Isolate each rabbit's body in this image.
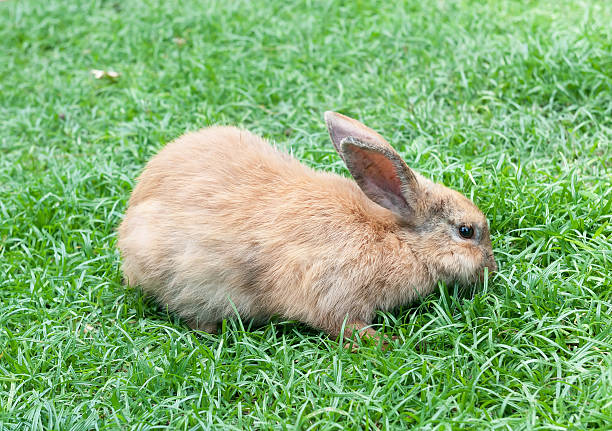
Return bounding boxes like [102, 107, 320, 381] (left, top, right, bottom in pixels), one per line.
[118, 113, 496, 337]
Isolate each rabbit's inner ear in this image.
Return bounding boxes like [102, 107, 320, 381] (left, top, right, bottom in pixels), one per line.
[341, 138, 418, 216]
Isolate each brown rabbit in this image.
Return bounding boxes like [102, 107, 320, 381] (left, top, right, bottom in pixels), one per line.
[117, 112, 497, 339]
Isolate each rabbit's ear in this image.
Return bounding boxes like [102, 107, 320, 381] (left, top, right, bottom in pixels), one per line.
[340, 136, 419, 216]
[325, 111, 390, 158]
[324, 111, 419, 216]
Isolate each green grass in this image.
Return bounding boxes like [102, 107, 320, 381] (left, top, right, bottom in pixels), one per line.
[1, 0, 611, 429]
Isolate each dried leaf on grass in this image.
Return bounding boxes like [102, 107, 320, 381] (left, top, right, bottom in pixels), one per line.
[90, 69, 120, 79]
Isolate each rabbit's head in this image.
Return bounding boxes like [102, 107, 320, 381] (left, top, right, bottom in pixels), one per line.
[325, 112, 497, 286]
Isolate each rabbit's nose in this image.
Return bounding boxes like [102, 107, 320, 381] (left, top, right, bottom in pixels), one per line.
[487, 258, 498, 274]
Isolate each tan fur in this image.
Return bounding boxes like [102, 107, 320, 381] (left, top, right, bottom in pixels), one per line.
[117, 113, 496, 337]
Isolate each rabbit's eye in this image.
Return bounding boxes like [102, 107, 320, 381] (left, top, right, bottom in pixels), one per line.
[458, 225, 474, 239]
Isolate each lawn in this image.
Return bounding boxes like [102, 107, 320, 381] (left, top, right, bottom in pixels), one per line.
[1, 0, 611, 429]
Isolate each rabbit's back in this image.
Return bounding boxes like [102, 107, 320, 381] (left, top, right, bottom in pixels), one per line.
[127, 126, 303, 206]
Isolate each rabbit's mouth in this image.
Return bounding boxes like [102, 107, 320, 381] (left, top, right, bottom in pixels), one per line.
[471, 250, 497, 283]
[475, 259, 497, 283]
[483, 253, 498, 275]
[453, 259, 496, 287]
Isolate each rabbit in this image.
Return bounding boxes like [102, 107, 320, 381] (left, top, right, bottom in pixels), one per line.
[117, 112, 497, 340]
